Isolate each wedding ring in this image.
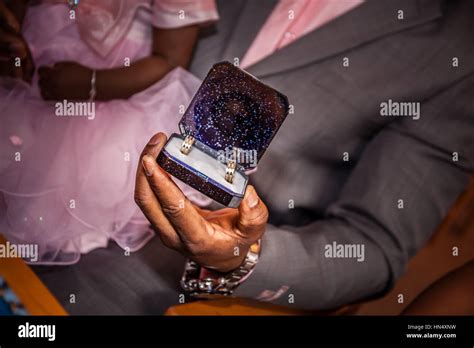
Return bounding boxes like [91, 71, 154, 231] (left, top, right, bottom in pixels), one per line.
[225, 159, 236, 183]
[68, 0, 79, 8]
[180, 135, 195, 155]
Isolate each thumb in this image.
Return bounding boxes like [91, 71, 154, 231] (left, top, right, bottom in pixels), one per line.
[1, 34, 27, 59]
[237, 185, 269, 240]
[0, 2, 21, 34]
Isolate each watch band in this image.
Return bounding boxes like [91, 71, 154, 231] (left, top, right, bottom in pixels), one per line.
[181, 240, 261, 297]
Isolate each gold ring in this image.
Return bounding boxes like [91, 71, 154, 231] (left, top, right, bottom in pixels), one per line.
[225, 160, 236, 183]
[180, 135, 195, 155]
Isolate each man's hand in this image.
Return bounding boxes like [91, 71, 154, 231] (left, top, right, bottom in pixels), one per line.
[0, 0, 34, 82]
[134, 133, 269, 272]
[38, 62, 92, 100]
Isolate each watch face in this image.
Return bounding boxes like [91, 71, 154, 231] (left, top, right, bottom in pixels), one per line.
[179, 61, 289, 170]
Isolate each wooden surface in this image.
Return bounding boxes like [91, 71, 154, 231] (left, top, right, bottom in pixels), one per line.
[165, 297, 308, 316]
[164, 297, 358, 316]
[0, 235, 67, 316]
[166, 177, 474, 316]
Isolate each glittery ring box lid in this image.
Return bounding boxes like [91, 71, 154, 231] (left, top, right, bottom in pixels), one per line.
[178, 61, 289, 171]
[158, 62, 289, 207]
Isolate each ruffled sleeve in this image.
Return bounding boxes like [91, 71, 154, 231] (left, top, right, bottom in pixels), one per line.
[151, 0, 219, 29]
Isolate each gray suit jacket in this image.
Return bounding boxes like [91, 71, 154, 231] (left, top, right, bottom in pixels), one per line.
[190, 0, 474, 309]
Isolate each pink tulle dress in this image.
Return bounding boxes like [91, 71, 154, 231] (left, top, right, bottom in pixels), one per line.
[0, 0, 218, 264]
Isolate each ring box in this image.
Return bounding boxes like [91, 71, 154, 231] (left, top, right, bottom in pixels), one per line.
[157, 62, 289, 208]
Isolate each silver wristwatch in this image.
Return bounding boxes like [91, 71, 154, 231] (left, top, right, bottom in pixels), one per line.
[180, 241, 261, 297]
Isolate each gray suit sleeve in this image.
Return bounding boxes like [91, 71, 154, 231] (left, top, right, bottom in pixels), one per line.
[235, 75, 474, 310]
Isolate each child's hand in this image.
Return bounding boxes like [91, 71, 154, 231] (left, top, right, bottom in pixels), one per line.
[38, 62, 92, 101]
[0, 1, 35, 82]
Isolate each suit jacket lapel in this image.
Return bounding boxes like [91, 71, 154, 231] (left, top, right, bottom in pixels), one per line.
[220, 0, 278, 64]
[246, 0, 445, 77]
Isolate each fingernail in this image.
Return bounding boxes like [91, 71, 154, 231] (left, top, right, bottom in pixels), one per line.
[142, 155, 155, 176]
[246, 187, 259, 208]
[148, 133, 161, 146]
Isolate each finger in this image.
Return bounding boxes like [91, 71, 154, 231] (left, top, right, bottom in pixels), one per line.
[54, 61, 75, 66]
[236, 185, 269, 242]
[14, 57, 35, 84]
[38, 66, 53, 79]
[23, 52, 35, 83]
[0, 2, 21, 34]
[135, 133, 182, 250]
[0, 30, 27, 59]
[38, 67, 54, 99]
[38, 66, 53, 93]
[23, 58, 34, 83]
[39, 84, 53, 100]
[38, 66, 53, 89]
[53, 61, 78, 70]
[141, 150, 207, 245]
[11, 61, 23, 80]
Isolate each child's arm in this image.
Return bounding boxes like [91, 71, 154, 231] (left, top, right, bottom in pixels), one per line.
[38, 25, 200, 101]
[97, 25, 199, 100]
